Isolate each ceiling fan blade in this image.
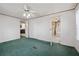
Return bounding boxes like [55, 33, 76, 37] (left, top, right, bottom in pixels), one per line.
[29, 10, 36, 13]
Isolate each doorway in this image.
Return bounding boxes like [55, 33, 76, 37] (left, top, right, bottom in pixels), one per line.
[20, 22, 26, 37]
[20, 20, 29, 38]
[51, 16, 61, 43]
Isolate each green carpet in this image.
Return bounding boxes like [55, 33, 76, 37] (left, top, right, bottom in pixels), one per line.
[0, 37, 79, 56]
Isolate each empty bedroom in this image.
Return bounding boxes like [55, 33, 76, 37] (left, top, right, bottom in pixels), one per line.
[0, 3, 79, 56]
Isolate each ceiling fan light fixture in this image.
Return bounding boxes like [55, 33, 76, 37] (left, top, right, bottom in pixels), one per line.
[23, 13, 27, 17]
[23, 5, 38, 19]
[27, 13, 31, 18]
[23, 12, 31, 18]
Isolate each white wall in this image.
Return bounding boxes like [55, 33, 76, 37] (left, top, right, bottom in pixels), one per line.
[75, 4, 79, 52]
[29, 10, 76, 47]
[29, 15, 52, 42]
[0, 14, 20, 43]
[25, 20, 29, 37]
[60, 10, 76, 46]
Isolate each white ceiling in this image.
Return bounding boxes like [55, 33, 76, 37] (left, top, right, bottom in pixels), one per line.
[0, 3, 77, 20]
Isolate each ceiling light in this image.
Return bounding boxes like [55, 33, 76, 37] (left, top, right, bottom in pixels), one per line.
[23, 5, 38, 19]
[27, 13, 31, 18]
[23, 13, 27, 17]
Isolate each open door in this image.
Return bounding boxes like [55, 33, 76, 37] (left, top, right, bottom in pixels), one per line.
[20, 22, 26, 37]
[20, 21, 28, 38]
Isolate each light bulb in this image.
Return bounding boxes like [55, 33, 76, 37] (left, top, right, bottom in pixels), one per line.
[23, 13, 26, 16]
[27, 14, 31, 18]
[23, 12, 31, 18]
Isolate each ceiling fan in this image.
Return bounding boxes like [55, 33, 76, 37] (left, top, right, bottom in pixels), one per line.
[23, 4, 38, 19]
